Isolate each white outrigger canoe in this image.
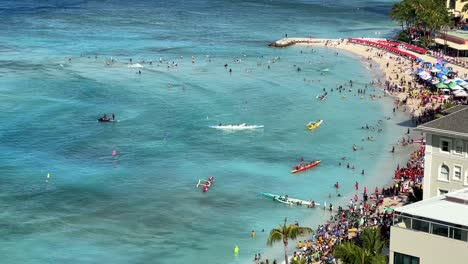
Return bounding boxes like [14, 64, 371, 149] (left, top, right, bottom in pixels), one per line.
[261, 192, 320, 207]
[209, 123, 264, 130]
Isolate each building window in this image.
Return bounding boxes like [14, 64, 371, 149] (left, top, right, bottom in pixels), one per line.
[454, 140, 463, 155]
[431, 223, 449, 237]
[450, 227, 468, 242]
[465, 171, 468, 186]
[453, 165, 462, 181]
[439, 165, 450, 181]
[412, 218, 430, 232]
[438, 189, 449, 196]
[449, 0, 456, 9]
[440, 139, 451, 153]
[394, 252, 420, 264]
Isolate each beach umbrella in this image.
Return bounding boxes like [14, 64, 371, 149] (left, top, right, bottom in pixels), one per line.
[435, 83, 449, 89]
[430, 68, 440, 73]
[447, 66, 453, 71]
[448, 82, 462, 90]
[453, 90, 468, 97]
[421, 74, 432, 81]
[417, 68, 424, 73]
[454, 78, 467, 85]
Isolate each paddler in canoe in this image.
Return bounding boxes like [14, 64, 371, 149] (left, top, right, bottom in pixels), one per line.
[293, 157, 305, 170]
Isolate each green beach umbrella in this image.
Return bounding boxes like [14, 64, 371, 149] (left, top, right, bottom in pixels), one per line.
[435, 83, 448, 89]
[448, 82, 460, 89]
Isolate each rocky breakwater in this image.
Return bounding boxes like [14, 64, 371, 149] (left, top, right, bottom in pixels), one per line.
[268, 38, 329, 47]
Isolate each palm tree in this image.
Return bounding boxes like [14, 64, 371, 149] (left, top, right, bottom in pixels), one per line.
[334, 227, 387, 264]
[267, 218, 313, 264]
[390, 0, 453, 46]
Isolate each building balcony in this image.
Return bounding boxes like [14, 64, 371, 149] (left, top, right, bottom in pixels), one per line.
[393, 213, 468, 242]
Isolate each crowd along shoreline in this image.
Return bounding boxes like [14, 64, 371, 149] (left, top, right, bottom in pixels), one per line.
[258, 37, 439, 264]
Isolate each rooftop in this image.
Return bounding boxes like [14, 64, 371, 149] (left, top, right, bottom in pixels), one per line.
[442, 105, 467, 114]
[395, 188, 468, 227]
[435, 38, 468, 50]
[414, 106, 468, 138]
[447, 30, 468, 40]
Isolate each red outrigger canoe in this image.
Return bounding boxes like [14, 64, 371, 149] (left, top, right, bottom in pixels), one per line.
[291, 160, 321, 173]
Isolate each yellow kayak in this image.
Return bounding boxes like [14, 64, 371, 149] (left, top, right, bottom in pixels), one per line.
[306, 120, 323, 130]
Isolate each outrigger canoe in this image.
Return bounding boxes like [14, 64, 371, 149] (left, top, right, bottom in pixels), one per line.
[261, 192, 320, 207]
[306, 120, 323, 130]
[291, 160, 321, 173]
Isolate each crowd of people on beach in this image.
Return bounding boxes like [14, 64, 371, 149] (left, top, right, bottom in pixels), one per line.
[256, 37, 466, 264]
[258, 143, 425, 264]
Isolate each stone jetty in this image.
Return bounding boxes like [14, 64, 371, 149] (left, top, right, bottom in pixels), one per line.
[268, 38, 339, 47]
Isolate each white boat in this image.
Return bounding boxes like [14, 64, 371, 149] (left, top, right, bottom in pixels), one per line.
[209, 123, 264, 130]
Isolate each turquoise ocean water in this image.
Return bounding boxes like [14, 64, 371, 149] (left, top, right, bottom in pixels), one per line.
[0, 0, 412, 263]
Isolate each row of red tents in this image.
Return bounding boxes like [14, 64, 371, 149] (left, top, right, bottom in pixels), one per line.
[348, 38, 419, 60]
[403, 44, 427, 54]
[377, 40, 427, 54]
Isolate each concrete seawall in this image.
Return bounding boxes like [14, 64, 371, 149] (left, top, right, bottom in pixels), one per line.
[269, 38, 340, 47]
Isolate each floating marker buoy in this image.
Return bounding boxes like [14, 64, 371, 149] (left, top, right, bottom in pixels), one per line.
[112, 150, 117, 156]
[47, 173, 50, 179]
[234, 245, 239, 255]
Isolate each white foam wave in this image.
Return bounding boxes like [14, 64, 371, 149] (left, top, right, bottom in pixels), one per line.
[128, 63, 144, 68]
[209, 124, 264, 130]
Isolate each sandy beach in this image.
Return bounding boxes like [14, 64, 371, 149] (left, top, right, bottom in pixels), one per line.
[277, 37, 468, 117]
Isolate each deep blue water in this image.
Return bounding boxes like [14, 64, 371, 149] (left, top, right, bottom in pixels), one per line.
[0, 0, 411, 263]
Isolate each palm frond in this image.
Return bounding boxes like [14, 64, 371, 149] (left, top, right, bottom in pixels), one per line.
[361, 227, 385, 255]
[267, 229, 283, 246]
